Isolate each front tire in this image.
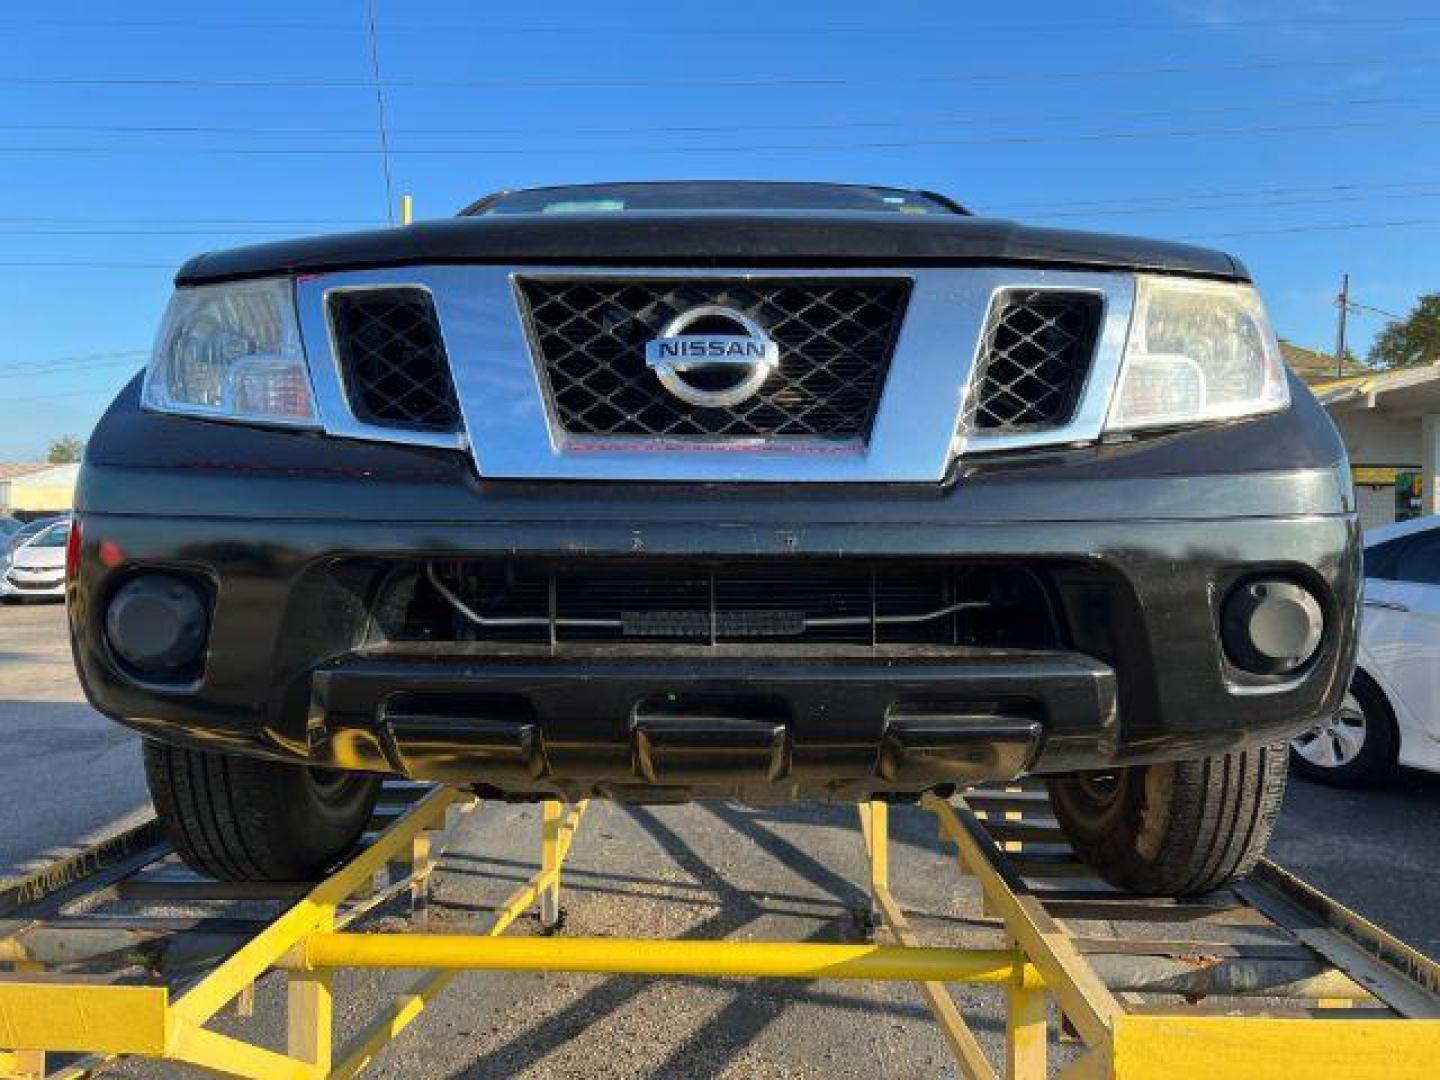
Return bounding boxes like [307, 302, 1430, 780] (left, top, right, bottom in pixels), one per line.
[1289, 671, 1397, 787]
[1048, 742, 1287, 895]
[142, 740, 381, 881]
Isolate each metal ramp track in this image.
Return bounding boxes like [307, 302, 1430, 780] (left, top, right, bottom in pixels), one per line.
[0, 780, 471, 1079]
[962, 782, 1440, 1015]
[0, 779, 1434, 1078]
[932, 783, 1440, 1076]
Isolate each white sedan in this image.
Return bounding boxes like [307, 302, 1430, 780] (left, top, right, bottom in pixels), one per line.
[1291, 515, 1440, 784]
[0, 519, 70, 603]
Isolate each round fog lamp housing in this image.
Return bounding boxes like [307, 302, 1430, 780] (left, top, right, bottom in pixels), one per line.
[1221, 578, 1324, 675]
[105, 573, 209, 680]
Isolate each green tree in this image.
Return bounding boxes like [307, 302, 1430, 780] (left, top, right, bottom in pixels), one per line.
[46, 435, 85, 464]
[1368, 293, 1440, 369]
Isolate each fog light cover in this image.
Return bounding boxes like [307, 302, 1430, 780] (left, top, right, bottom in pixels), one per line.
[1221, 578, 1324, 675]
[105, 573, 209, 680]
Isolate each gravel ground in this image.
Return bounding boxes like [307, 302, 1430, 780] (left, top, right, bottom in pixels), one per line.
[3, 601, 1437, 1076]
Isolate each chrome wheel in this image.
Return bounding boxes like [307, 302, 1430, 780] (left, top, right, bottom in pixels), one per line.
[1291, 692, 1367, 769]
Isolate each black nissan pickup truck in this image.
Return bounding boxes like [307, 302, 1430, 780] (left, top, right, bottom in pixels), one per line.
[69, 181, 1359, 894]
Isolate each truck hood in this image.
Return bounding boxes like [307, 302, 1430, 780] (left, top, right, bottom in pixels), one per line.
[175, 211, 1245, 286]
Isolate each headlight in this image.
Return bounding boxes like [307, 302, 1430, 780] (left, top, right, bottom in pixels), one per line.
[142, 278, 318, 426]
[1105, 276, 1289, 432]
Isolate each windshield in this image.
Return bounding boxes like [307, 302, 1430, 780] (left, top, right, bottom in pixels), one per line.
[28, 523, 70, 549]
[6, 520, 53, 550]
[470, 182, 962, 217]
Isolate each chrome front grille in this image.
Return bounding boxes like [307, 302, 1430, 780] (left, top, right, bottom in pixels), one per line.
[967, 290, 1103, 434]
[328, 288, 461, 433]
[516, 278, 910, 440]
[295, 266, 1134, 481]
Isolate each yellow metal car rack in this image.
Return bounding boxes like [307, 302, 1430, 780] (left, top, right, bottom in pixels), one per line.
[0, 779, 1437, 1079]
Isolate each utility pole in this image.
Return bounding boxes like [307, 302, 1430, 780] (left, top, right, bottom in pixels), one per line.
[1334, 273, 1350, 377]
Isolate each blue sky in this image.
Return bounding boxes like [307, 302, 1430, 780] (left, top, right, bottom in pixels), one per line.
[1, 0, 1437, 458]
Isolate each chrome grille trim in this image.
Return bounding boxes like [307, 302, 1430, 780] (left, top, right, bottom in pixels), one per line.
[966, 289, 1105, 434]
[294, 266, 1136, 481]
[326, 286, 461, 433]
[516, 277, 909, 441]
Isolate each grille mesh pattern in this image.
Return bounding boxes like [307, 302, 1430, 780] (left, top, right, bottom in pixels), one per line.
[969, 291, 1102, 433]
[431, 560, 956, 645]
[329, 288, 461, 433]
[397, 558, 1066, 652]
[517, 278, 910, 439]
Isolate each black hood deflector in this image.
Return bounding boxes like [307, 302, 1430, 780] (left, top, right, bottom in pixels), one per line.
[175, 212, 1245, 285]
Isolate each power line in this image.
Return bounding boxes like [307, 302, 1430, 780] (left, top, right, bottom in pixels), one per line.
[0, 54, 1429, 92]
[1345, 300, 1409, 322]
[3, 384, 135, 406]
[1023, 187, 1440, 220]
[0, 348, 148, 372]
[1185, 217, 1440, 239]
[0, 215, 372, 225]
[14, 186, 1440, 236]
[3, 15, 1439, 34]
[0, 261, 174, 269]
[1, 92, 1434, 138]
[4, 115, 1439, 157]
[0, 357, 146, 380]
[6, 178, 1440, 228]
[364, 0, 395, 225]
[0, 227, 331, 236]
[989, 178, 1440, 213]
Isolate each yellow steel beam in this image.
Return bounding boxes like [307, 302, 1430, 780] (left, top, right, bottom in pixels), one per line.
[303, 932, 1027, 983]
[1110, 1015, 1440, 1079]
[539, 800, 564, 928]
[0, 788, 468, 1077]
[926, 794, 1122, 1049]
[0, 1049, 43, 1080]
[859, 801, 1000, 1079]
[0, 981, 168, 1055]
[870, 880, 998, 1080]
[330, 968, 455, 1080]
[286, 911, 333, 1074]
[166, 1022, 318, 1080]
[329, 800, 587, 1080]
[859, 800, 889, 895]
[1006, 959, 1048, 1079]
[0, 965, 45, 1080]
[171, 787, 466, 1027]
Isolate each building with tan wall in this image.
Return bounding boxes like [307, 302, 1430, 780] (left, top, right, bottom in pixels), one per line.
[4, 463, 78, 515]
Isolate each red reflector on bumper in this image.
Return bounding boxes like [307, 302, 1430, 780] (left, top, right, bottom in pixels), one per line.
[64, 518, 83, 580]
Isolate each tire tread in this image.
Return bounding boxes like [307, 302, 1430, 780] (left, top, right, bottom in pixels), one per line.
[1049, 742, 1288, 895]
[142, 741, 379, 882]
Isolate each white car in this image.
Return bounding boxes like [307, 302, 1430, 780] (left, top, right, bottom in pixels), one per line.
[1291, 515, 1440, 783]
[0, 520, 70, 603]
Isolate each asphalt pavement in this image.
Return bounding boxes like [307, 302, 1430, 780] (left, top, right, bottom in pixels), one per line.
[0, 601, 149, 876]
[2, 601, 1437, 1076]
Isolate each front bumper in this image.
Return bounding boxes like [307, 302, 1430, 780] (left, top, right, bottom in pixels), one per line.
[69, 380, 1361, 800]
[311, 647, 1115, 801]
[1, 566, 65, 598]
